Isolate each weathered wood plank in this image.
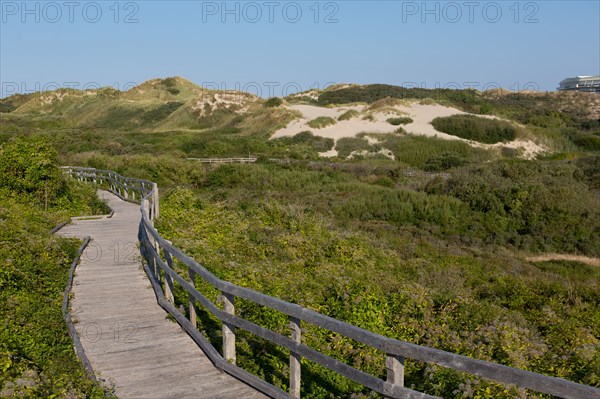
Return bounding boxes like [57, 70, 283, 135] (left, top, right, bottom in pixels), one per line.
[222, 292, 236, 365]
[289, 317, 301, 399]
[58, 190, 268, 399]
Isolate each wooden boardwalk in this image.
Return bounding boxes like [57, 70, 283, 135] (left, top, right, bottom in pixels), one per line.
[59, 190, 268, 399]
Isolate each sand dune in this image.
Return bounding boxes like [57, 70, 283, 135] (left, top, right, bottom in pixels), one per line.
[272, 103, 545, 158]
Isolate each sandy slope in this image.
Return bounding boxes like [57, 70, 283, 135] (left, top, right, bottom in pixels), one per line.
[526, 254, 600, 267]
[272, 103, 545, 158]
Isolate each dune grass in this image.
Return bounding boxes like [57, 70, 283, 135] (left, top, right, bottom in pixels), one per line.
[337, 109, 360, 121]
[307, 116, 337, 129]
[432, 115, 517, 144]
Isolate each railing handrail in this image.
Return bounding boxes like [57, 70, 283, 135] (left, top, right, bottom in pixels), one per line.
[62, 166, 600, 399]
[187, 157, 258, 163]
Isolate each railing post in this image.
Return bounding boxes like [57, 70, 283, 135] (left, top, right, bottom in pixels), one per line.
[188, 267, 197, 328]
[290, 316, 301, 399]
[162, 249, 175, 304]
[152, 183, 159, 220]
[385, 354, 405, 392]
[146, 218, 160, 282]
[222, 292, 236, 364]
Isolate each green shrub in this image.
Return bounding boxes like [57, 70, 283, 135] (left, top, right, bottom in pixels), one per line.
[0, 102, 16, 113]
[0, 137, 65, 205]
[338, 109, 360, 121]
[141, 102, 184, 125]
[335, 137, 371, 158]
[307, 116, 336, 129]
[387, 117, 413, 126]
[276, 131, 334, 152]
[431, 115, 517, 144]
[381, 134, 490, 167]
[501, 147, 519, 158]
[571, 133, 600, 151]
[423, 151, 468, 171]
[264, 97, 283, 108]
[362, 114, 375, 122]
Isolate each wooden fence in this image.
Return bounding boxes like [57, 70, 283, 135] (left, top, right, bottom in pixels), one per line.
[187, 157, 258, 164]
[62, 166, 600, 399]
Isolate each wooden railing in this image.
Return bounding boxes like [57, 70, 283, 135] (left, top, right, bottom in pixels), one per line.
[62, 166, 159, 220]
[187, 157, 257, 164]
[63, 166, 600, 399]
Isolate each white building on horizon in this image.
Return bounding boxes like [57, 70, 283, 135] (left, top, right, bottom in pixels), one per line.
[558, 75, 600, 93]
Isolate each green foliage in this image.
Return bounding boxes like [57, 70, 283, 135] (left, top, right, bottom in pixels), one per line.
[94, 106, 142, 130]
[0, 190, 109, 398]
[0, 137, 65, 206]
[335, 137, 371, 158]
[307, 116, 336, 129]
[337, 109, 360, 121]
[362, 113, 375, 122]
[160, 77, 181, 95]
[562, 128, 600, 151]
[141, 102, 184, 125]
[387, 117, 413, 126]
[439, 160, 600, 255]
[264, 97, 283, 107]
[332, 184, 463, 227]
[431, 115, 517, 144]
[271, 131, 334, 159]
[576, 155, 600, 189]
[0, 137, 110, 397]
[381, 134, 491, 167]
[423, 151, 468, 171]
[0, 102, 16, 113]
[318, 84, 493, 114]
[155, 161, 600, 398]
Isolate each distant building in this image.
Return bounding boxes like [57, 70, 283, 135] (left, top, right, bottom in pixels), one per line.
[558, 75, 600, 93]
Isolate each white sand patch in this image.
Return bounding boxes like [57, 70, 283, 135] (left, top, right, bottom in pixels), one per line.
[272, 102, 547, 159]
[318, 148, 339, 157]
[402, 103, 466, 140]
[192, 91, 254, 115]
[486, 140, 545, 159]
[364, 135, 382, 145]
[271, 104, 398, 141]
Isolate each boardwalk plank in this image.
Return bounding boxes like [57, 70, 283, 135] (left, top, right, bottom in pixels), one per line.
[59, 190, 268, 399]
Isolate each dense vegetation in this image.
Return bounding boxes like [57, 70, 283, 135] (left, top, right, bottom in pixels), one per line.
[153, 160, 600, 398]
[316, 84, 494, 114]
[1, 80, 600, 398]
[0, 138, 110, 398]
[431, 115, 517, 144]
[271, 131, 334, 155]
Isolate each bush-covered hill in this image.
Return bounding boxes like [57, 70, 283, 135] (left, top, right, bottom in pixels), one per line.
[0, 77, 297, 134]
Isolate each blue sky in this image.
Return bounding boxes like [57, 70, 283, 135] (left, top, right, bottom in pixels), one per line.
[1, 0, 599, 97]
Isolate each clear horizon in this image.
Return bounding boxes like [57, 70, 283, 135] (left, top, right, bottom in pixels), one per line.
[1, 0, 599, 98]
